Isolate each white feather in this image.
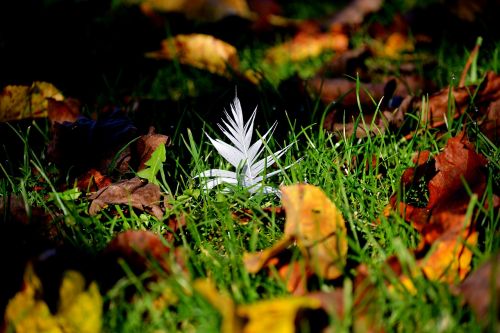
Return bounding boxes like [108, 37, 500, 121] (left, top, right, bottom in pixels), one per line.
[195, 94, 294, 195]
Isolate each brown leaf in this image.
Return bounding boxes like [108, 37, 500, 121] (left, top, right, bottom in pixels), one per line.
[459, 253, 500, 323]
[136, 126, 171, 171]
[146, 34, 239, 77]
[389, 133, 488, 282]
[47, 97, 80, 125]
[76, 169, 113, 193]
[480, 98, 500, 143]
[105, 230, 172, 272]
[328, 0, 383, 26]
[88, 177, 163, 220]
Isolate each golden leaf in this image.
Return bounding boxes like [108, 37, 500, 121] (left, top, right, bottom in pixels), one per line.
[146, 34, 239, 77]
[131, 0, 253, 21]
[244, 184, 348, 286]
[0, 82, 64, 122]
[419, 231, 477, 283]
[264, 32, 348, 64]
[281, 184, 348, 280]
[194, 279, 322, 333]
[5, 265, 102, 333]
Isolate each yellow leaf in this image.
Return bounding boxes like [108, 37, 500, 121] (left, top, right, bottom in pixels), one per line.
[57, 271, 103, 333]
[146, 34, 239, 77]
[0, 82, 63, 122]
[281, 184, 348, 280]
[237, 297, 321, 333]
[5, 264, 62, 333]
[244, 184, 348, 292]
[194, 279, 322, 333]
[5, 266, 102, 333]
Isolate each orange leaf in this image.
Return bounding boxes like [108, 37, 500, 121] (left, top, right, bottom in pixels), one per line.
[244, 184, 348, 290]
[146, 34, 239, 77]
[264, 32, 348, 65]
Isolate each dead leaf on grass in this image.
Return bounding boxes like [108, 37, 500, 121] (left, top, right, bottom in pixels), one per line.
[459, 253, 500, 323]
[194, 279, 326, 333]
[244, 184, 347, 293]
[0, 82, 64, 122]
[388, 133, 488, 283]
[5, 264, 102, 333]
[132, 0, 253, 21]
[146, 34, 239, 77]
[328, 0, 383, 26]
[88, 177, 163, 220]
[264, 31, 348, 65]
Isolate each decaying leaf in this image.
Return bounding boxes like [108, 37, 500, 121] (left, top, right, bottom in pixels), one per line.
[194, 279, 326, 333]
[88, 177, 163, 220]
[244, 184, 347, 291]
[146, 34, 239, 77]
[264, 32, 348, 65]
[389, 133, 488, 283]
[328, 0, 383, 26]
[459, 253, 500, 324]
[124, 0, 253, 21]
[136, 126, 171, 171]
[105, 230, 172, 273]
[5, 264, 102, 333]
[0, 82, 64, 122]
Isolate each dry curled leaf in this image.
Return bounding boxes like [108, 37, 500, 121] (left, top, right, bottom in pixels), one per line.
[88, 177, 163, 220]
[244, 184, 347, 292]
[146, 34, 239, 77]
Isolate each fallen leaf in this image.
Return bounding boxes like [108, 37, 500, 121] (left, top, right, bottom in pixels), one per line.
[328, 0, 383, 26]
[0, 82, 64, 122]
[459, 253, 500, 324]
[76, 169, 113, 192]
[244, 184, 347, 292]
[104, 230, 172, 273]
[146, 34, 239, 77]
[5, 264, 102, 333]
[281, 184, 348, 280]
[136, 126, 171, 171]
[194, 279, 326, 333]
[47, 98, 80, 125]
[88, 177, 163, 220]
[389, 133, 488, 283]
[264, 32, 348, 65]
[133, 0, 253, 21]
